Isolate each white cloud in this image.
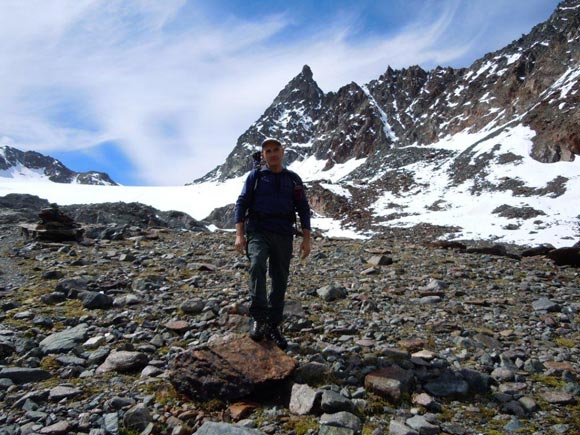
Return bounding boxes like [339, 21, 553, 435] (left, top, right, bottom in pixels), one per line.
[0, 0, 558, 185]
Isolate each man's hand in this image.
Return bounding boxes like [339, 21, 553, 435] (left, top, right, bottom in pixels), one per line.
[235, 234, 246, 255]
[234, 223, 247, 255]
[299, 237, 311, 259]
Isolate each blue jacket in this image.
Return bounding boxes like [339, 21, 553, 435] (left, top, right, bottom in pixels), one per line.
[235, 168, 311, 236]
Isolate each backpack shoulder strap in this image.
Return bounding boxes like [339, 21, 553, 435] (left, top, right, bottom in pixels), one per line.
[284, 169, 302, 187]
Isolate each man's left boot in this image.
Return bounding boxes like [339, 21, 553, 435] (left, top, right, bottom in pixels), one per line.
[267, 323, 288, 350]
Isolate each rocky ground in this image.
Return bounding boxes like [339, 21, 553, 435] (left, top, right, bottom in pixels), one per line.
[0, 219, 579, 435]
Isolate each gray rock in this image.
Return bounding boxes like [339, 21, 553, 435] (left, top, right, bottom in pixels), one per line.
[319, 412, 362, 432]
[123, 403, 152, 432]
[48, 385, 82, 401]
[37, 420, 72, 434]
[503, 417, 523, 432]
[389, 420, 419, 435]
[180, 299, 205, 314]
[103, 412, 119, 435]
[424, 371, 469, 398]
[289, 383, 320, 415]
[418, 296, 441, 304]
[317, 285, 348, 302]
[54, 278, 89, 298]
[518, 396, 538, 413]
[0, 367, 52, 384]
[39, 323, 89, 354]
[532, 297, 560, 312]
[406, 415, 439, 435]
[79, 291, 114, 309]
[95, 350, 149, 374]
[367, 255, 393, 266]
[320, 389, 355, 413]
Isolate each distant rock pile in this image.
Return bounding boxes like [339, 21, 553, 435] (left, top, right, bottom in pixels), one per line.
[20, 204, 83, 242]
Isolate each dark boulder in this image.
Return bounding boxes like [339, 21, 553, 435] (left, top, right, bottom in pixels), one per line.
[169, 334, 297, 401]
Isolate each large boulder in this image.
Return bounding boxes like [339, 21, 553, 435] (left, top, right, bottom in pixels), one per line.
[169, 334, 297, 401]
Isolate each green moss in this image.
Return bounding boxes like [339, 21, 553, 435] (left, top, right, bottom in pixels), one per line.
[532, 374, 566, 389]
[40, 355, 61, 371]
[555, 337, 577, 348]
[283, 416, 318, 435]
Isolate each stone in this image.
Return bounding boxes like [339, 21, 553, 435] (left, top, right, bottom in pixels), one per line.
[389, 419, 419, 435]
[169, 334, 297, 401]
[547, 247, 580, 267]
[164, 320, 190, 333]
[79, 291, 114, 309]
[367, 255, 393, 266]
[473, 333, 502, 350]
[38, 421, 72, 434]
[424, 371, 469, 398]
[541, 391, 576, 405]
[180, 299, 205, 314]
[0, 367, 52, 384]
[319, 411, 362, 432]
[405, 415, 439, 435]
[95, 350, 149, 374]
[317, 285, 348, 302]
[123, 403, 152, 432]
[229, 402, 258, 420]
[48, 385, 82, 401]
[364, 365, 413, 403]
[412, 393, 441, 412]
[39, 323, 89, 354]
[289, 383, 320, 415]
[320, 389, 355, 413]
[532, 297, 560, 312]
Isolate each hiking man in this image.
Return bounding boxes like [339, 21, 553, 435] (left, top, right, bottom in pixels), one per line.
[234, 137, 311, 349]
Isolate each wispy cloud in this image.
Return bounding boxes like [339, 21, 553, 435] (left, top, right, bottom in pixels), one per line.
[0, 0, 558, 185]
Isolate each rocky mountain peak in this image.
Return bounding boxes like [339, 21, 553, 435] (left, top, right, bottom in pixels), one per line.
[195, 1, 578, 246]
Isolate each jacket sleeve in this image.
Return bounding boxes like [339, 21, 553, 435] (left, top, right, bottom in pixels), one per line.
[234, 171, 255, 224]
[294, 174, 311, 231]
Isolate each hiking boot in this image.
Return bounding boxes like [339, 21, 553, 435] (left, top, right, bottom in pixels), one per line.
[267, 324, 288, 350]
[249, 320, 267, 341]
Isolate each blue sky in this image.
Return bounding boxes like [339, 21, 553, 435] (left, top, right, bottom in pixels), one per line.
[0, 0, 560, 185]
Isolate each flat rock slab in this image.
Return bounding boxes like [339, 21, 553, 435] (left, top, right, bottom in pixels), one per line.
[169, 334, 297, 401]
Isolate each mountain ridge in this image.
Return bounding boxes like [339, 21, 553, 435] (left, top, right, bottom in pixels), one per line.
[192, 0, 579, 244]
[198, 0, 578, 184]
[0, 145, 119, 186]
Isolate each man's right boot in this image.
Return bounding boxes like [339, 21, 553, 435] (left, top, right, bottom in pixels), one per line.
[249, 319, 267, 341]
[267, 324, 288, 350]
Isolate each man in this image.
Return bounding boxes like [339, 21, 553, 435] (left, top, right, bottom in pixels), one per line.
[234, 138, 311, 349]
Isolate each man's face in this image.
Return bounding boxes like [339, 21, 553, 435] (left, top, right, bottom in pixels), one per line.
[262, 142, 284, 168]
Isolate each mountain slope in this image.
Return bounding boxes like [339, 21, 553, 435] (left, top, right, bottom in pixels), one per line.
[193, 0, 580, 246]
[0, 146, 118, 186]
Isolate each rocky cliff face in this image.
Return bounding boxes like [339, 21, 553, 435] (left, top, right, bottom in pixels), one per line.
[0, 146, 118, 186]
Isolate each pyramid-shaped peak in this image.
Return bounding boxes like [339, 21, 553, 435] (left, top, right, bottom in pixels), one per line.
[300, 64, 313, 79]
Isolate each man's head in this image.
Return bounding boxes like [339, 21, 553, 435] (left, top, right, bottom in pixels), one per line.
[261, 138, 284, 172]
